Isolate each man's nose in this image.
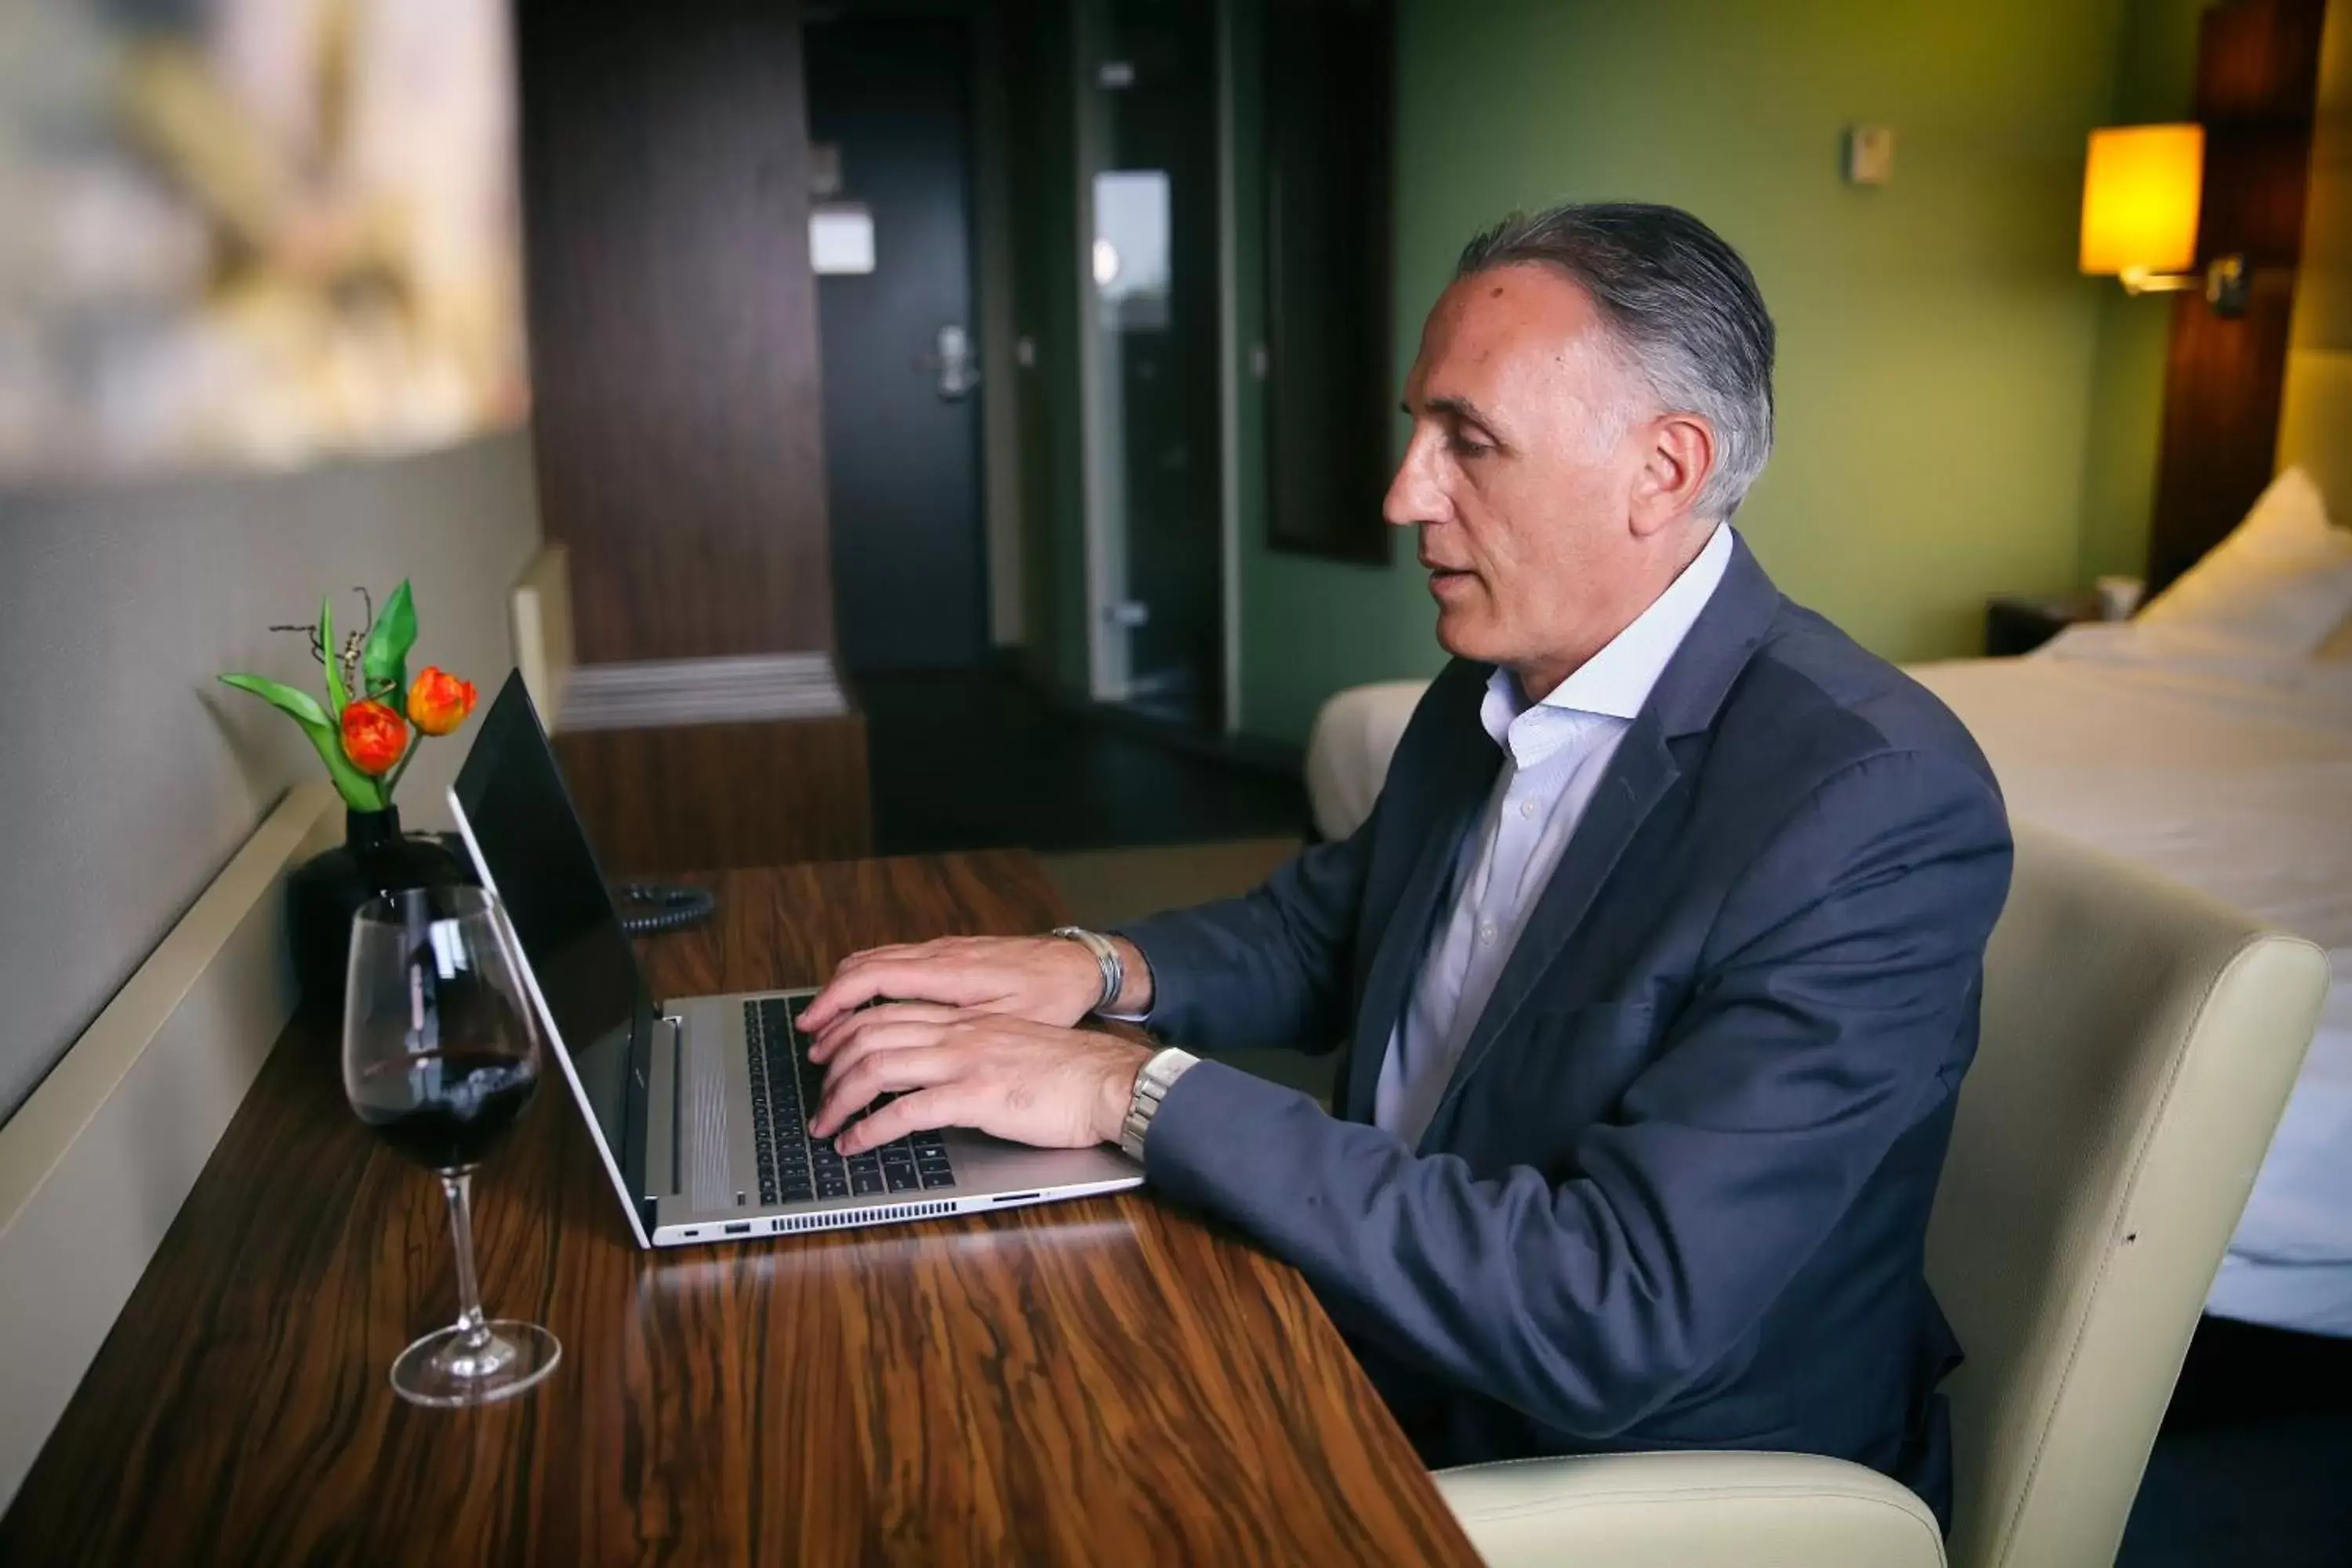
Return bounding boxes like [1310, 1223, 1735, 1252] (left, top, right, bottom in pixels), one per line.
[1384, 435, 1444, 528]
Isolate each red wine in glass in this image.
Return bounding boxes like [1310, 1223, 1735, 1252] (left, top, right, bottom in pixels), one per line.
[345, 885, 560, 1407]
[353, 1050, 539, 1171]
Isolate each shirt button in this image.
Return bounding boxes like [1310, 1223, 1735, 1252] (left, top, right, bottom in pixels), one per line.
[1479, 922, 1499, 946]
[1519, 797, 1540, 821]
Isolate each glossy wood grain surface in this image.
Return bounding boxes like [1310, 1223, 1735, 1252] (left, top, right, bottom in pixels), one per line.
[0, 853, 1475, 1566]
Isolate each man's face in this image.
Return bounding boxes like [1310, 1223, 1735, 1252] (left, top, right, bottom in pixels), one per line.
[1387, 264, 1663, 691]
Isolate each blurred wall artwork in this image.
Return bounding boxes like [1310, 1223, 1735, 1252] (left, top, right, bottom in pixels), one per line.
[0, 0, 526, 484]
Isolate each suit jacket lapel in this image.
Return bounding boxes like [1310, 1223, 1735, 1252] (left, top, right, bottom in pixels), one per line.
[1341, 682, 1499, 1125]
[1413, 719, 1679, 1149]
[1410, 534, 1786, 1149]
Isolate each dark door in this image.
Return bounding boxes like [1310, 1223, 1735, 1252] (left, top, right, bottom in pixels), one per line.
[808, 19, 986, 674]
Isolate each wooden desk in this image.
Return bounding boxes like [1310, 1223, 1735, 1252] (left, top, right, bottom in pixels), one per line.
[0, 851, 1476, 1565]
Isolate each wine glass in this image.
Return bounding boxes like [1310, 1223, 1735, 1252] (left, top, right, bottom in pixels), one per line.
[344, 884, 561, 1406]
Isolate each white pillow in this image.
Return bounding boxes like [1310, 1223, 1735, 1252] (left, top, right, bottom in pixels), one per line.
[2138, 466, 2352, 653]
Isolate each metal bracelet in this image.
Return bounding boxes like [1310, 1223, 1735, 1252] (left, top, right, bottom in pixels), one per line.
[1120, 1047, 1200, 1162]
[1050, 926, 1123, 1014]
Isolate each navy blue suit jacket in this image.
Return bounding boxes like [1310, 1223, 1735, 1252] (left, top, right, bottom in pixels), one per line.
[1118, 539, 2010, 1525]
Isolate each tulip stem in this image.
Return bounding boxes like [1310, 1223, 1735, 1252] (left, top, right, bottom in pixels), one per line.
[381, 734, 421, 800]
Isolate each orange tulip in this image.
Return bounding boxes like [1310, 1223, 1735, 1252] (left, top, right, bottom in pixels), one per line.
[407, 666, 478, 737]
[341, 699, 408, 776]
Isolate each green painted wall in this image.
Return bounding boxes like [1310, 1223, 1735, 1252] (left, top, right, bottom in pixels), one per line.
[1235, 0, 2165, 744]
[2078, 0, 2210, 583]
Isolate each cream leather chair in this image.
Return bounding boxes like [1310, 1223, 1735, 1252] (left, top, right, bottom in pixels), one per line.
[1435, 821, 2331, 1568]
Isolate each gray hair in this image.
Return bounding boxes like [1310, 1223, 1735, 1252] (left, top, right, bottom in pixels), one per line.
[1455, 201, 1776, 521]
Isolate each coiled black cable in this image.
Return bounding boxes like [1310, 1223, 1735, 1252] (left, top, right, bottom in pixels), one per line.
[612, 882, 717, 936]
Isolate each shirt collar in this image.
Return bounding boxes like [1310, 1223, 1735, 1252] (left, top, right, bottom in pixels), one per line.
[1479, 524, 1734, 764]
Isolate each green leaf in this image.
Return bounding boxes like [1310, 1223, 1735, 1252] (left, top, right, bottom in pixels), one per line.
[319, 593, 347, 714]
[361, 579, 416, 702]
[219, 673, 383, 811]
[222, 671, 328, 728]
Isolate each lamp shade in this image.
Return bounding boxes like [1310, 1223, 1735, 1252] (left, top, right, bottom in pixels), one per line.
[2080, 124, 2204, 276]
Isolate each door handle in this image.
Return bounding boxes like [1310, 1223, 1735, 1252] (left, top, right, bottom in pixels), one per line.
[919, 324, 980, 400]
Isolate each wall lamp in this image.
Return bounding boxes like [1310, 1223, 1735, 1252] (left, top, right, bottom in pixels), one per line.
[2079, 123, 2248, 316]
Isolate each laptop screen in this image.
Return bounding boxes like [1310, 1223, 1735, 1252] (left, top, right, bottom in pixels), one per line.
[450, 673, 649, 1185]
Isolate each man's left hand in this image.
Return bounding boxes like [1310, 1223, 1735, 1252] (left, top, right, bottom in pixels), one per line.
[805, 1004, 1152, 1157]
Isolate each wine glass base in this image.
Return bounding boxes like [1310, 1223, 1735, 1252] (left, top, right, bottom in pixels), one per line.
[390, 1320, 561, 1408]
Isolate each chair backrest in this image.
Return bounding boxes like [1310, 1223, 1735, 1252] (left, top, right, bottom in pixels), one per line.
[1926, 822, 2329, 1568]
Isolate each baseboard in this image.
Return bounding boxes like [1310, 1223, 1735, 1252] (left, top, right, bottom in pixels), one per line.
[560, 652, 849, 731]
[0, 782, 340, 1512]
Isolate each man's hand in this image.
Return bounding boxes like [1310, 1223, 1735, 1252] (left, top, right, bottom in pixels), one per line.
[797, 934, 1152, 1041]
[805, 1004, 1152, 1157]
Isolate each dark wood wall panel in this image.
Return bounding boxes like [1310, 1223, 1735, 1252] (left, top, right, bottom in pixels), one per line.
[2146, 0, 2327, 594]
[553, 715, 872, 874]
[2196, 0, 2329, 118]
[2151, 272, 2303, 592]
[516, 0, 835, 663]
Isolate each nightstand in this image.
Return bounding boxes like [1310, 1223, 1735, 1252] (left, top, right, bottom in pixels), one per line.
[1984, 592, 2105, 657]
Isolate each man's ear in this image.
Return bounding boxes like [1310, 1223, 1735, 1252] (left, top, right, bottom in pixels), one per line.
[1629, 413, 1715, 538]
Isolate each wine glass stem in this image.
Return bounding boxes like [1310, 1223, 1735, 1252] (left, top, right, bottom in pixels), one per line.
[441, 1170, 492, 1348]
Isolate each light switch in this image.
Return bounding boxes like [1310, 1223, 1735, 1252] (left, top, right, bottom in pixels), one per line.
[1844, 124, 1895, 187]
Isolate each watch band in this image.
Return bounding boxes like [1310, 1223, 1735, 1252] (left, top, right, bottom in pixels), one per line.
[1120, 1047, 1200, 1162]
[1050, 925, 1124, 1014]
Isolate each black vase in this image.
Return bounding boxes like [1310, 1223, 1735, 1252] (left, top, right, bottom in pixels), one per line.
[287, 807, 473, 1008]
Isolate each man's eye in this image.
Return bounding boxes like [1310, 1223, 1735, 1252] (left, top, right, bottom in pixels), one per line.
[1449, 434, 1493, 459]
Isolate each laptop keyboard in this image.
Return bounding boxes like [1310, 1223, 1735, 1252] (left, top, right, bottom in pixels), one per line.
[746, 997, 956, 1206]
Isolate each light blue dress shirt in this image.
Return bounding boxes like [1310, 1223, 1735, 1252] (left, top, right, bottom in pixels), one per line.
[1373, 524, 1735, 1145]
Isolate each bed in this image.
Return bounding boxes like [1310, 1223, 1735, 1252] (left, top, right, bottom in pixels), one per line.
[1911, 625, 2352, 1336]
[1300, 495, 2352, 1339]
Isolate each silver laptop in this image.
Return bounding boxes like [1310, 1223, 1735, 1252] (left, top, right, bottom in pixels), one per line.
[448, 673, 1141, 1250]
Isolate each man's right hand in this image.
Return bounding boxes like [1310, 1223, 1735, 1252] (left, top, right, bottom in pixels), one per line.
[796, 934, 1153, 1041]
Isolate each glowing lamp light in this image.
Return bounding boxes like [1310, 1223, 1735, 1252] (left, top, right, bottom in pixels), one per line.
[2079, 124, 2212, 296]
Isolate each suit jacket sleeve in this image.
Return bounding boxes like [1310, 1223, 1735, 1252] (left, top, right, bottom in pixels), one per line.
[1138, 748, 2012, 1439]
[1109, 802, 1377, 1054]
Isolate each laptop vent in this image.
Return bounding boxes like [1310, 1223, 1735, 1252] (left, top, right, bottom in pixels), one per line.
[688, 1033, 731, 1212]
[773, 1200, 956, 1236]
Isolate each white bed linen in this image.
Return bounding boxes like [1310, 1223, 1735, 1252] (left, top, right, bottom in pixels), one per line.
[1913, 624, 2352, 1337]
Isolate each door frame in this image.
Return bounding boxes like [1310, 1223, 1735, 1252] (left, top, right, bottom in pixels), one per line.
[1073, 0, 1241, 730]
[973, 3, 1027, 650]
[1213, 0, 1243, 736]
[1073, 0, 1128, 704]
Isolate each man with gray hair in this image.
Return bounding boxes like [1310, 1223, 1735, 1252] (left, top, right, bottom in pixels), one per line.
[800, 201, 2010, 1530]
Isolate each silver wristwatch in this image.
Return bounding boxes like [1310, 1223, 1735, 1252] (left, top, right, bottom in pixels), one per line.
[1119, 1047, 1200, 1162]
[1050, 925, 1125, 1013]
